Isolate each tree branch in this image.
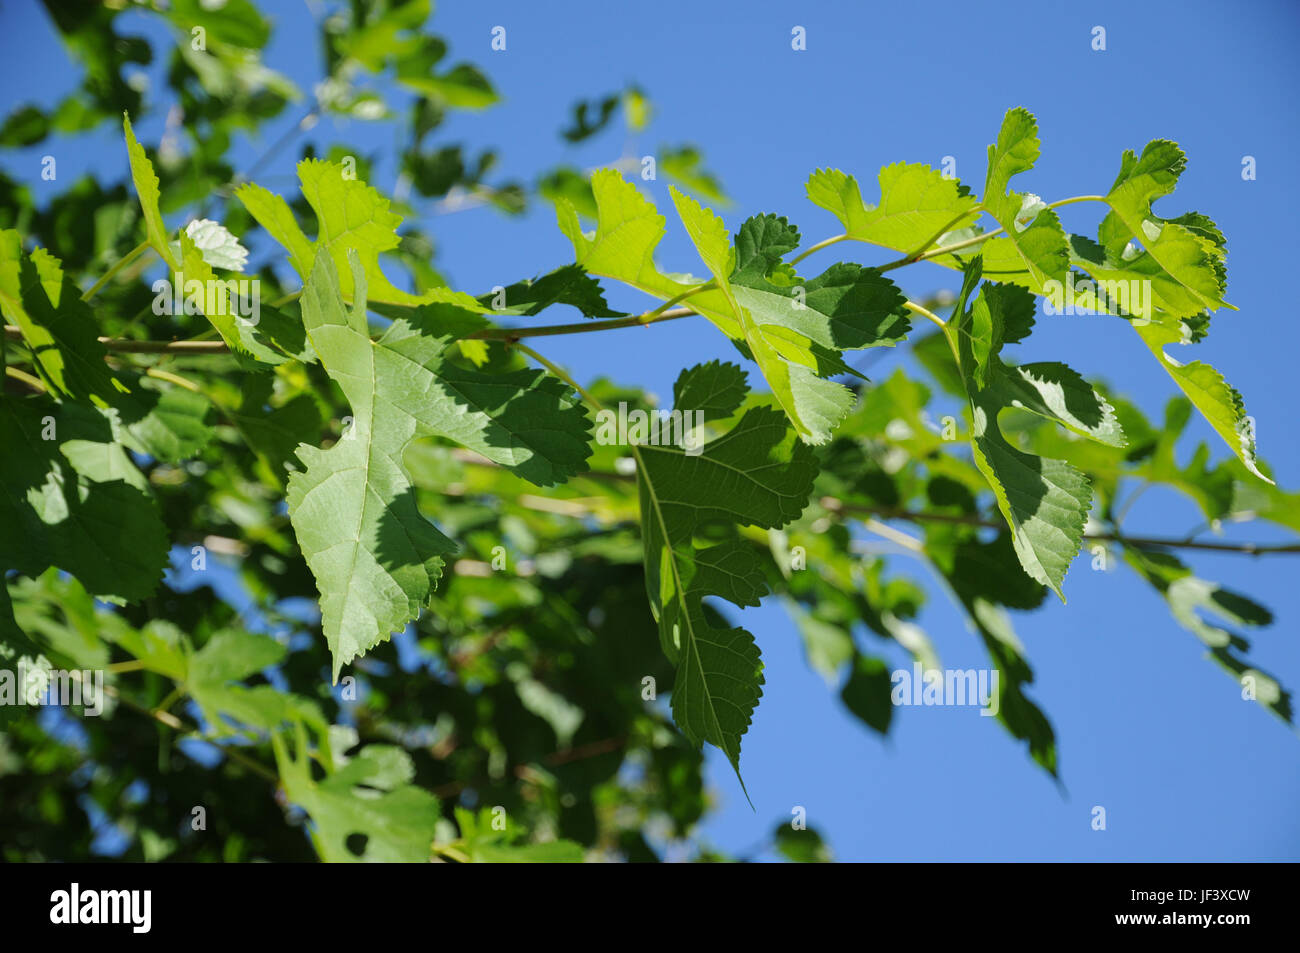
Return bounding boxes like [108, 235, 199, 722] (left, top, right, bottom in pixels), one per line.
[4, 304, 698, 355]
[821, 498, 1300, 555]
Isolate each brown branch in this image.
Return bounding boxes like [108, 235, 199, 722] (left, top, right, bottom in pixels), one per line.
[4, 305, 696, 356]
[821, 498, 1300, 555]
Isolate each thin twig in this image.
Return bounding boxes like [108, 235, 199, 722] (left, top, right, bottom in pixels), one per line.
[822, 499, 1300, 555]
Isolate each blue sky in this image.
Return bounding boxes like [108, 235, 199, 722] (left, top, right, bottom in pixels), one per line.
[2, 0, 1298, 860]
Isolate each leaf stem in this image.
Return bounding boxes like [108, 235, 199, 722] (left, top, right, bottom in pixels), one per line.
[640, 280, 715, 322]
[823, 499, 1300, 555]
[789, 233, 849, 266]
[904, 300, 947, 329]
[145, 367, 203, 392]
[82, 241, 152, 302]
[876, 204, 985, 272]
[512, 342, 606, 411]
[4, 366, 46, 392]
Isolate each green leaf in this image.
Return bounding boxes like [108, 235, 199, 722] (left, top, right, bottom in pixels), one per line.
[116, 372, 215, 463]
[236, 159, 487, 310]
[476, 264, 623, 318]
[1133, 320, 1270, 483]
[0, 397, 167, 604]
[123, 114, 178, 270]
[556, 168, 704, 303]
[1100, 140, 1229, 313]
[773, 823, 833, 863]
[667, 190, 909, 444]
[660, 145, 728, 205]
[275, 722, 441, 863]
[839, 653, 893, 735]
[186, 630, 288, 732]
[171, 218, 249, 272]
[636, 363, 817, 787]
[288, 251, 592, 679]
[470, 840, 586, 863]
[981, 108, 1068, 290]
[1125, 548, 1291, 723]
[952, 263, 1122, 599]
[0, 235, 121, 402]
[805, 162, 979, 255]
[671, 359, 748, 423]
[401, 63, 499, 110]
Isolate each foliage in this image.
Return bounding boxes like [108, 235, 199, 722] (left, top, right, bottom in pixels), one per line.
[0, 0, 1295, 863]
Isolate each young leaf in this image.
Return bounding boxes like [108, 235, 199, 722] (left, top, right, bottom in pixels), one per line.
[236, 159, 487, 310]
[1133, 321, 1270, 483]
[981, 107, 1069, 291]
[1099, 140, 1229, 313]
[123, 114, 178, 270]
[805, 162, 980, 256]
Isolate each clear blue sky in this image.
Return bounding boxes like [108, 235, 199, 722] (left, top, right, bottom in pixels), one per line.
[2, 0, 1298, 860]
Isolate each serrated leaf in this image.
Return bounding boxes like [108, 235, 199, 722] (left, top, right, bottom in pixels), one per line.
[952, 263, 1119, 599]
[0, 398, 167, 604]
[1134, 321, 1270, 483]
[171, 218, 249, 272]
[1100, 139, 1229, 313]
[667, 189, 909, 444]
[670, 359, 748, 423]
[288, 251, 592, 679]
[557, 168, 705, 302]
[982, 108, 1068, 290]
[476, 264, 623, 318]
[236, 159, 487, 311]
[636, 363, 817, 787]
[805, 162, 980, 255]
[123, 114, 178, 270]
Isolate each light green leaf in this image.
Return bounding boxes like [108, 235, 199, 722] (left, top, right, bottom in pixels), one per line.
[1134, 321, 1270, 483]
[274, 722, 440, 863]
[236, 159, 487, 311]
[805, 162, 979, 255]
[123, 114, 178, 270]
[0, 235, 121, 402]
[288, 251, 592, 679]
[1100, 140, 1229, 313]
[981, 108, 1068, 290]
[668, 190, 909, 444]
